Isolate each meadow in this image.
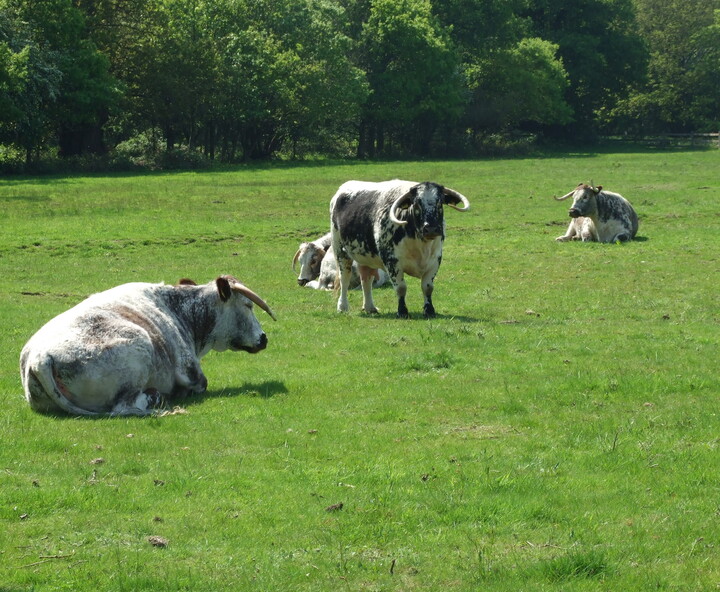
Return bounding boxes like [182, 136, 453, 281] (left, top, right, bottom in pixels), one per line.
[0, 149, 718, 591]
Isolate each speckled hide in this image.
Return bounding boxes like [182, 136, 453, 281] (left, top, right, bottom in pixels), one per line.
[555, 184, 639, 243]
[19, 276, 275, 416]
[329, 180, 470, 318]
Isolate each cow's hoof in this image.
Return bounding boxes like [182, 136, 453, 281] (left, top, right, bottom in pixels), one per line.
[396, 311, 410, 319]
[145, 389, 163, 408]
[362, 308, 379, 315]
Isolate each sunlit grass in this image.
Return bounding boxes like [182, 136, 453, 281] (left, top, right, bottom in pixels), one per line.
[1, 149, 719, 590]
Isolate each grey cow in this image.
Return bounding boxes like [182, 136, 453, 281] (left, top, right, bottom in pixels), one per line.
[554, 183, 639, 243]
[20, 276, 275, 416]
[330, 180, 470, 318]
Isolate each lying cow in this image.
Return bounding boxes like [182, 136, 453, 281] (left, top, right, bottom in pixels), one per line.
[20, 276, 275, 416]
[293, 232, 387, 290]
[308, 245, 388, 291]
[330, 180, 470, 318]
[292, 232, 332, 286]
[554, 183, 638, 242]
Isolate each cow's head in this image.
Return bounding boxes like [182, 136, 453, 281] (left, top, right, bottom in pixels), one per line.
[292, 242, 326, 286]
[210, 275, 276, 354]
[555, 183, 602, 218]
[389, 182, 470, 240]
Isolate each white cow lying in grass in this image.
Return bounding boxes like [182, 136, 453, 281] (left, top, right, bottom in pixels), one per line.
[20, 276, 275, 416]
[554, 183, 639, 243]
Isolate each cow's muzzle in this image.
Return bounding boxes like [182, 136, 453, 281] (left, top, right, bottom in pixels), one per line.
[568, 208, 582, 218]
[233, 333, 268, 354]
[297, 278, 309, 286]
[421, 223, 442, 240]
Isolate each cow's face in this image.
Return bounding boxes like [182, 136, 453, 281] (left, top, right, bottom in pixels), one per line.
[403, 183, 447, 240]
[294, 243, 325, 285]
[568, 184, 600, 218]
[212, 276, 271, 354]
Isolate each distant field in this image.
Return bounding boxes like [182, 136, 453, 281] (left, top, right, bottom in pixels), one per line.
[1, 149, 718, 591]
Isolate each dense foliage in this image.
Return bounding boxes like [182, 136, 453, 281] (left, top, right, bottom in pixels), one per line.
[0, 0, 718, 163]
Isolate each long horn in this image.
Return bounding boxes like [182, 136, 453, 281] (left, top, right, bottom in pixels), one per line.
[444, 188, 470, 212]
[234, 283, 277, 321]
[389, 190, 413, 226]
[292, 248, 301, 271]
[554, 190, 576, 201]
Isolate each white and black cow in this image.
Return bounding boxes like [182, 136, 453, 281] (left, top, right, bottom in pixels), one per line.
[20, 276, 276, 417]
[292, 232, 333, 286]
[330, 180, 470, 318]
[554, 183, 639, 243]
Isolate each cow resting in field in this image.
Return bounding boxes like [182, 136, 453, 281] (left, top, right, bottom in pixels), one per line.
[293, 233, 388, 290]
[20, 276, 276, 417]
[554, 183, 638, 243]
[293, 232, 332, 286]
[330, 180, 470, 318]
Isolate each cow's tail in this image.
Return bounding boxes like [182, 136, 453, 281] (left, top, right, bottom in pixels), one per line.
[23, 353, 102, 417]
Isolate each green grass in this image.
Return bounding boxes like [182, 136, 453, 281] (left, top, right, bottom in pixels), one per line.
[1, 149, 719, 591]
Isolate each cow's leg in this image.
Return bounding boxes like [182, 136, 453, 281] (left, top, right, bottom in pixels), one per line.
[396, 281, 409, 318]
[384, 259, 408, 318]
[110, 390, 158, 416]
[395, 274, 409, 318]
[335, 252, 354, 313]
[613, 231, 631, 242]
[421, 273, 437, 319]
[173, 361, 208, 398]
[359, 265, 378, 314]
[555, 220, 576, 242]
[580, 218, 599, 242]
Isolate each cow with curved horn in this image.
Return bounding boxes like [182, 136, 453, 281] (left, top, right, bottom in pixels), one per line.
[292, 232, 332, 286]
[20, 275, 276, 416]
[330, 180, 470, 318]
[554, 182, 638, 243]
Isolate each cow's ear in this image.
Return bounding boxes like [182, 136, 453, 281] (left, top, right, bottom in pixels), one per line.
[443, 190, 461, 206]
[595, 185, 602, 193]
[178, 278, 197, 286]
[216, 276, 233, 302]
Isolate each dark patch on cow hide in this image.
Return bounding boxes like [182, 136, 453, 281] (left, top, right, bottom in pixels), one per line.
[331, 191, 381, 257]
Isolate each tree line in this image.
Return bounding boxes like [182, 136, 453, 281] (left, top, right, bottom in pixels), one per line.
[1, 0, 718, 165]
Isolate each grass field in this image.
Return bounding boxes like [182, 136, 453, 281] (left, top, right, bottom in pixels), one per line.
[1, 149, 719, 591]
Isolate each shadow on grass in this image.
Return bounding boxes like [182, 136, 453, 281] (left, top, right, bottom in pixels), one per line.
[189, 380, 288, 404]
[30, 380, 288, 420]
[360, 311, 486, 323]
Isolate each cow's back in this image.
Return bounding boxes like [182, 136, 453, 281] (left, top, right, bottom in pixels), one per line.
[597, 191, 639, 239]
[331, 180, 415, 257]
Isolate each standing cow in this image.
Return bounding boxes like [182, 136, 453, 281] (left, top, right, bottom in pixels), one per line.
[330, 180, 470, 318]
[20, 276, 275, 416]
[554, 183, 639, 242]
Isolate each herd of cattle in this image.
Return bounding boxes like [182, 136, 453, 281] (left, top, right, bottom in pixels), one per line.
[20, 179, 638, 416]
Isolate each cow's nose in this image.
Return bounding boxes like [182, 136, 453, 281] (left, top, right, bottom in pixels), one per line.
[422, 223, 442, 239]
[569, 208, 581, 218]
[258, 333, 268, 350]
[297, 278, 308, 286]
